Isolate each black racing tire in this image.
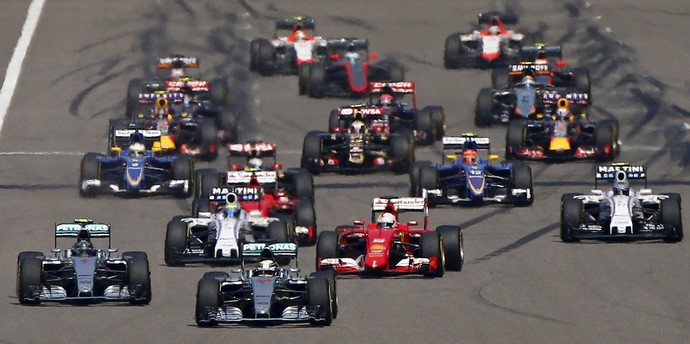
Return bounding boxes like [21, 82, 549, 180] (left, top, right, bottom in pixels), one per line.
[420, 232, 444, 277]
[505, 120, 526, 159]
[275, 213, 296, 244]
[199, 118, 219, 161]
[249, 39, 260, 72]
[194, 169, 220, 199]
[202, 271, 229, 280]
[414, 108, 435, 146]
[301, 131, 323, 173]
[217, 106, 239, 143]
[191, 197, 208, 217]
[475, 88, 494, 127]
[428, 107, 446, 141]
[443, 33, 463, 69]
[511, 163, 534, 206]
[308, 277, 333, 326]
[409, 161, 432, 197]
[79, 152, 101, 198]
[310, 270, 338, 319]
[209, 78, 230, 106]
[572, 67, 591, 94]
[291, 169, 314, 201]
[17, 256, 42, 305]
[295, 201, 317, 246]
[126, 79, 144, 119]
[164, 216, 189, 266]
[436, 226, 464, 272]
[419, 165, 439, 192]
[308, 63, 325, 98]
[391, 134, 414, 174]
[195, 278, 220, 326]
[328, 109, 340, 132]
[123, 251, 152, 305]
[560, 193, 583, 243]
[491, 67, 510, 89]
[267, 220, 290, 242]
[315, 231, 339, 270]
[257, 39, 275, 76]
[594, 121, 615, 161]
[298, 63, 310, 95]
[661, 195, 683, 242]
[172, 155, 193, 198]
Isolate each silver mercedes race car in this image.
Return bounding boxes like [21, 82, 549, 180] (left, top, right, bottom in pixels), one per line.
[16, 219, 151, 305]
[560, 163, 683, 242]
[195, 242, 337, 326]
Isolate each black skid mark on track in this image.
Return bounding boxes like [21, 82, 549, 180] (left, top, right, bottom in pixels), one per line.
[472, 222, 559, 263]
[0, 183, 75, 191]
[328, 15, 376, 31]
[317, 181, 408, 190]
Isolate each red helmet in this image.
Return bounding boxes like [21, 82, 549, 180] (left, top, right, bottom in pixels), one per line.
[379, 94, 394, 107]
[462, 149, 478, 164]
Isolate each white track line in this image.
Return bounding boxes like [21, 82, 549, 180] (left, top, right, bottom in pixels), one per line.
[0, 0, 46, 134]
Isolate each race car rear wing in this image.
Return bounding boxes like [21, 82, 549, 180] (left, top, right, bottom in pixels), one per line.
[595, 163, 647, 188]
[275, 16, 315, 30]
[542, 91, 589, 106]
[327, 38, 368, 50]
[226, 171, 277, 185]
[520, 44, 563, 61]
[442, 135, 491, 151]
[138, 92, 184, 104]
[507, 63, 551, 75]
[227, 142, 277, 158]
[208, 187, 262, 202]
[478, 11, 519, 25]
[54, 219, 111, 248]
[156, 55, 199, 69]
[241, 242, 299, 268]
[337, 106, 384, 117]
[371, 195, 429, 228]
[369, 82, 415, 94]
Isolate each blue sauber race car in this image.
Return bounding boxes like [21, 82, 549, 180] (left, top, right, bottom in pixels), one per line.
[79, 133, 193, 198]
[410, 133, 533, 207]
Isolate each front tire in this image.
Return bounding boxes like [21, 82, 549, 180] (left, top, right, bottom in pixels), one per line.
[123, 251, 152, 305]
[195, 278, 220, 326]
[560, 193, 583, 242]
[164, 216, 188, 266]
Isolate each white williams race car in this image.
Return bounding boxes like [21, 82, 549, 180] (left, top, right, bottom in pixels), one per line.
[560, 163, 683, 242]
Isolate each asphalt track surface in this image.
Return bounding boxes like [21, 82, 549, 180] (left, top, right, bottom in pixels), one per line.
[0, 1, 689, 343]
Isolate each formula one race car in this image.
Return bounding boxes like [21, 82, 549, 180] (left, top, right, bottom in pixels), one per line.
[249, 16, 327, 76]
[79, 135, 193, 198]
[301, 123, 415, 174]
[315, 195, 464, 277]
[300, 38, 405, 98]
[328, 82, 445, 146]
[16, 219, 151, 305]
[164, 193, 292, 266]
[490, 43, 591, 93]
[474, 70, 591, 127]
[561, 163, 683, 242]
[411, 133, 533, 207]
[505, 98, 619, 161]
[126, 55, 230, 117]
[444, 11, 523, 69]
[195, 242, 337, 326]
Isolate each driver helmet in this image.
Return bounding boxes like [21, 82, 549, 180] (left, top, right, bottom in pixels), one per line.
[535, 51, 548, 65]
[488, 25, 500, 35]
[349, 120, 366, 135]
[556, 107, 571, 120]
[377, 212, 397, 229]
[256, 259, 278, 276]
[72, 239, 94, 257]
[223, 194, 241, 218]
[612, 171, 630, 196]
[379, 94, 395, 108]
[522, 75, 536, 87]
[246, 157, 263, 171]
[170, 68, 185, 79]
[295, 30, 306, 41]
[128, 142, 146, 157]
[462, 149, 478, 164]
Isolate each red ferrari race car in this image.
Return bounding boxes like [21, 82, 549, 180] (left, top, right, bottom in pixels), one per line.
[328, 82, 445, 146]
[315, 195, 464, 277]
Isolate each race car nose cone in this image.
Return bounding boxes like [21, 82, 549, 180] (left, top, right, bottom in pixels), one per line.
[257, 308, 270, 318]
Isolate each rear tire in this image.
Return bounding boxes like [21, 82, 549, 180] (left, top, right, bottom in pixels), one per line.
[308, 63, 325, 98]
[409, 161, 431, 197]
[505, 120, 525, 159]
[199, 119, 219, 161]
[295, 201, 317, 246]
[291, 169, 314, 201]
[123, 251, 151, 305]
[315, 231, 339, 270]
[195, 278, 220, 326]
[256, 39, 275, 76]
[414, 108, 435, 146]
[595, 121, 615, 161]
[172, 156, 193, 198]
[17, 256, 42, 305]
[420, 232, 444, 277]
[194, 169, 220, 199]
[511, 163, 533, 206]
[491, 67, 510, 88]
[79, 152, 101, 198]
[126, 79, 144, 119]
[298, 63, 309, 95]
[436, 226, 464, 271]
[266, 220, 290, 242]
[561, 193, 583, 243]
[164, 216, 188, 266]
[391, 134, 414, 174]
[475, 88, 494, 127]
[572, 67, 591, 94]
[301, 131, 323, 173]
[328, 109, 340, 132]
[443, 33, 463, 69]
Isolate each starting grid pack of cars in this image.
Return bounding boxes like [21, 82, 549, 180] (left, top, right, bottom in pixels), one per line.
[15, 13, 683, 327]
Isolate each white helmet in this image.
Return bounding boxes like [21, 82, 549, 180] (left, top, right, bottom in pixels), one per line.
[612, 171, 630, 196]
[377, 212, 397, 229]
[170, 68, 185, 79]
[556, 107, 570, 118]
[257, 259, 278, 276]
[488, 25, 500, 35]
[350, 120, 366, 135]
[128, 142, 146, 157]
[246, 157, 263, 171]
[295, 30, 306, 41]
